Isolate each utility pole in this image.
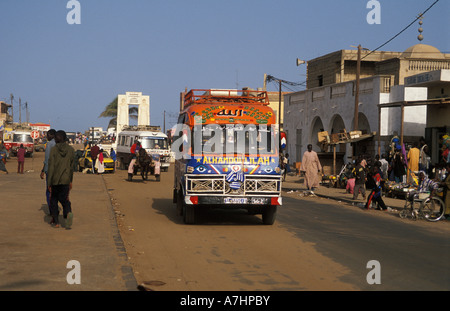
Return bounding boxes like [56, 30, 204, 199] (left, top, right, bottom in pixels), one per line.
[19, 97, 22, 125]
[352, 45, 362, 160]
[354, 44, 361, 132]
[25, 102, 29, 124]
[10, 94, 14, 124]
[278, 79, 282, 129]
[163, 110, 166, 133]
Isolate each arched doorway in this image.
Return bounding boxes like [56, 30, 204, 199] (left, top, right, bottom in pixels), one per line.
[310, 116, 324, 152]
[329, 114, 347, 153]
[351, 112, 373, 158]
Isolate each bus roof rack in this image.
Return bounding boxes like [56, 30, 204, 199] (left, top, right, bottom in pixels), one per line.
[184, 89, 269, 107]
[121, 125, 161, 132]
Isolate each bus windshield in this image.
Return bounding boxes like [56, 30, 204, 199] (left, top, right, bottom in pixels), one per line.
[141, 137, 168, 150]
[13, 134, 33, 143]
[192, 124, 277, 156]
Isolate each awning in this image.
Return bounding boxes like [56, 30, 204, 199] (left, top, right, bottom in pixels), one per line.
[331, 132, 375, 145]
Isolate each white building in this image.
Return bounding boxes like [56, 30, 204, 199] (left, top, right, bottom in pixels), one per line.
[284, 75, 427, 168]
[283, 44, 450, 173]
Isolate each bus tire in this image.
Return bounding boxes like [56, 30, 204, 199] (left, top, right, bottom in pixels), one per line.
[262, 205, 277, 225]
[183, 204, 196, 225]
[176, 190, 184, 216]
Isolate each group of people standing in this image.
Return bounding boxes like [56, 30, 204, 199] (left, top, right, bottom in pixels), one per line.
[0, 142, 27, 174]
[350, 142, 450, 215]
[389, 138, 433, 184]
[295, 139, 450, 216]
[40, 129, 75, 229]
[351, 155, 388, 210]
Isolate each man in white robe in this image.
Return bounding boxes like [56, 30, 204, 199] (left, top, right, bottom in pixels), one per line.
[301, 144, 322, 191]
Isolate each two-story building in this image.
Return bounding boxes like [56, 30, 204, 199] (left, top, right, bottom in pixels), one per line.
[283, 43, 450, 174]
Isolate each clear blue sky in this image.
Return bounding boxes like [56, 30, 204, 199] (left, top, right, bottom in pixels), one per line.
[1, 0, 448, 133]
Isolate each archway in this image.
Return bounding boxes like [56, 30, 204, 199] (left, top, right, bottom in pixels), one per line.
[117, 92, 150, 132]
[352, 112, 373, 158]
[357, 112, 371, 134]
[310, 116, 324, 152]
[329, 114, 347, 153]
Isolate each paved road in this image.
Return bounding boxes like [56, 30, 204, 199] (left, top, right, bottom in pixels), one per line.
[279, 193, 450, 290]
[0, 151, 136, 291]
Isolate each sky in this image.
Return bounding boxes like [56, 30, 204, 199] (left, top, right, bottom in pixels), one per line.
[1, 0, 448, 133]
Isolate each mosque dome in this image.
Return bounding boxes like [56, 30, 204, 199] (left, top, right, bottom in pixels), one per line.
[401, 44, 445, 59]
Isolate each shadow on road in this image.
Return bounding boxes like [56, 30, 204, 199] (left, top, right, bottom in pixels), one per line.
[151, 198, 267, 226]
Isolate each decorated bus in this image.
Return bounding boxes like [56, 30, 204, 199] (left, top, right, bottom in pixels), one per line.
[172, 89, 282, 225]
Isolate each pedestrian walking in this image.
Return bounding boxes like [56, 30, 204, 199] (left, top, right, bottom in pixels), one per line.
[17, 144, 26, 174]
[110, 147, 116, 169]
[407, 142, 420, 183]
[379, 153, 389, 180]
[47, 130, 75, 229]
[128, 141, 140, 181]
[392, 148, 406, 183]
[90, 144, 100, 174]
[353, 157, 367, 200]
[281, 153, 290, 181]
[96, 149, 105, 174]
[40, 129, 56, 208]
[364, 166, 387, 210]
[301, 144, 322, 191]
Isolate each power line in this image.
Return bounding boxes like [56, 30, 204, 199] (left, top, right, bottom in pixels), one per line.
[294, 0, 441, 89]
[362, 0, 441, 60]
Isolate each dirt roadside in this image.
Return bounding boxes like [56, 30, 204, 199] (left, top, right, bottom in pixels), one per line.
[0, 151, 134, 291]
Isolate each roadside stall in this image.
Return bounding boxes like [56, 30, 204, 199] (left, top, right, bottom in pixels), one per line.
[318, 129, 376, 188]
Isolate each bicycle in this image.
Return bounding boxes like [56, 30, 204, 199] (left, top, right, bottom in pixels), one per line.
[399, 190, 445, 222]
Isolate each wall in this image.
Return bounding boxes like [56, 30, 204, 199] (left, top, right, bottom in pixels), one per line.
[284, 76, 386, 164]
[284, 75, 431, 165]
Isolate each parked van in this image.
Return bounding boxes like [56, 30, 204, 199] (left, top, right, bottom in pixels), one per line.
[116, 126, 170, 171]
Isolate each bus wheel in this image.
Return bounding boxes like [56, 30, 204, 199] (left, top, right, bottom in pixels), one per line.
[262, 206, 277, 225]
[183, 204, 196, 225]
[176, 190, 184, 216]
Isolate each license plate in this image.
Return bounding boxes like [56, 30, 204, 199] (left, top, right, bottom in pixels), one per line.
[250, 198, 266, 205]
[224, 197, 247, 204]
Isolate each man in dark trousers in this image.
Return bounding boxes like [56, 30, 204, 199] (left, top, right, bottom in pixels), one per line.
[47, 130, 75, 229]
[40, 129, 56, 208]
[353, 157, 367, 200]
[90, 143, 100, 174]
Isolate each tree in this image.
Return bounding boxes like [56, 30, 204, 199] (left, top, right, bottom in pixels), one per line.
[99, 97, 139, 130]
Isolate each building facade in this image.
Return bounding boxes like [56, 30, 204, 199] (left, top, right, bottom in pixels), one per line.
[284, 44, 450, 171]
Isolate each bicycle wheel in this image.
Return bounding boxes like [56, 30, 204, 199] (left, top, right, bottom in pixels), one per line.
[422, 197, 445, 222]
[399, 208, 415, 220]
